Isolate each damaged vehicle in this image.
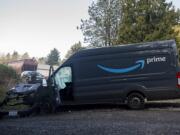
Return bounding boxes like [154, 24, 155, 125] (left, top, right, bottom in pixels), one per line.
[1, 40, 180, 117]
[0, 70, 56, 117]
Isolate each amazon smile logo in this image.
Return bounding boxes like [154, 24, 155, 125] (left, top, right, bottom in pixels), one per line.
[97, 60, 145, 74]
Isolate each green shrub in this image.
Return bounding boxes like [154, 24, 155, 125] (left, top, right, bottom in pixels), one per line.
[0, 64, 19, 101]
[0, 85, 6, 102]
[0, 64, 19, 84]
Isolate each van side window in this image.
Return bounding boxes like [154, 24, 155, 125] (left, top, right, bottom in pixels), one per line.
[54, 67, 72, 89]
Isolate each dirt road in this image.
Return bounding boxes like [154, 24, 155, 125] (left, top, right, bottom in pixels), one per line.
[1, 102, 180, 135]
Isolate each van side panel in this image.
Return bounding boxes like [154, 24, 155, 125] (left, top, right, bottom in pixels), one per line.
[72, 47, 179, 103]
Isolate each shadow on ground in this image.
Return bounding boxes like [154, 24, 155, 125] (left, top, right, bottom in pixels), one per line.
[57, 101, 180, 112]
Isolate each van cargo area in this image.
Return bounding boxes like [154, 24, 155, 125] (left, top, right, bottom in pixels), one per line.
[56, 39, 180, 109]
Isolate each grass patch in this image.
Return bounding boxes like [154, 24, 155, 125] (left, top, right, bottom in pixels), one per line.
[0, 85, 6, 103]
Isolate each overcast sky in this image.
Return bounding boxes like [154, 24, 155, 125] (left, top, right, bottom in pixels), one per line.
[0, 0, 179, 59]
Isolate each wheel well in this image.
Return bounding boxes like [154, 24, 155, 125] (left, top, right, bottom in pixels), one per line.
[127, 91, 146, 98]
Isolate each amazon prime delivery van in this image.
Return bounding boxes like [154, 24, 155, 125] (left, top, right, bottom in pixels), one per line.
[52, 40, 180, 109]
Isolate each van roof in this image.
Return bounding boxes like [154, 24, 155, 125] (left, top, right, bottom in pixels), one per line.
[71, 40, 176, 59]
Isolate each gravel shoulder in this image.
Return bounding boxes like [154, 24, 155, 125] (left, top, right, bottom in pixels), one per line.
[1, 101, 180, 135]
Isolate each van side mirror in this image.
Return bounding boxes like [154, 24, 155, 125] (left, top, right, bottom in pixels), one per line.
[42, 79, 47, 87]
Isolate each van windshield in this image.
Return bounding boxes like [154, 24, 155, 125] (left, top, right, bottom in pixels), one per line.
[54, 67, 72, 89]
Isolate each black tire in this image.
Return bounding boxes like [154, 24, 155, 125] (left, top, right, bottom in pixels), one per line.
[127, 93, 145, 110]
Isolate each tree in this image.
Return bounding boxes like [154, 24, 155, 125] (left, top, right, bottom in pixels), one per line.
[46, 48, 60, 65]
[117, 0, 180, 44]
[80, 0, 122, 47]
[21, 52, 30, 59]
[12, 51, 19, 61]
[65, 42, 85, 59]
[0, 54, 6, 64]
[0, 64, 19, 102]
[38, 57, 46, 64]
[6, 53, 11, 62]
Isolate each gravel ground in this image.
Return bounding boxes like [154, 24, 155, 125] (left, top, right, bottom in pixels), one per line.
[1, 102, 180, 135]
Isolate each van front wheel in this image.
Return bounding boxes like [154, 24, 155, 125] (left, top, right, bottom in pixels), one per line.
[127, 93, 145, 110]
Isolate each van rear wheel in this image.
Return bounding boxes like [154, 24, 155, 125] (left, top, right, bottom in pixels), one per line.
[127, 93, 145, 110]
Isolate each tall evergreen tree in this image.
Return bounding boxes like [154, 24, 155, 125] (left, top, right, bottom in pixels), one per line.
[12, 51, 19, 61]
[38, 57, 46, 64]
[117, 0, 180, 44]
[21, 52, 30, 59]
[80, 0, 122, 47]
[65, 42, 85, 59]
[46, 48, 60, 65]
[6, 53, 11, 62]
